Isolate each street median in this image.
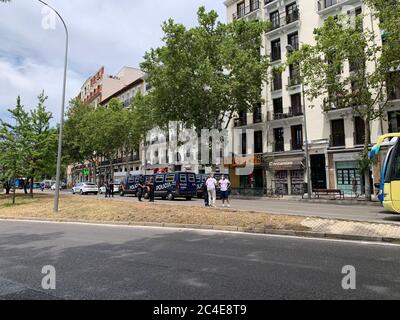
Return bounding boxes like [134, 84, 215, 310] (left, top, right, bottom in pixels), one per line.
[1, 193, 400, 244]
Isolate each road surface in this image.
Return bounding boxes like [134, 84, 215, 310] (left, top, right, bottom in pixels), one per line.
[0, 220, 400, 300]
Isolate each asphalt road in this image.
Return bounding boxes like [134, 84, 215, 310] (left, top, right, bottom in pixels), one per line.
[69, 191, 400, 224]
[1, 220, 400, 300]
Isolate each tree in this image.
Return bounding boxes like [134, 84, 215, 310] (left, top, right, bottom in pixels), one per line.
[365, 0, 400, 69]
[0, 97, 28, 204]
[141, 6, 269, 132]
[23, 92, 58, 197]
[288, 14, 390, 200]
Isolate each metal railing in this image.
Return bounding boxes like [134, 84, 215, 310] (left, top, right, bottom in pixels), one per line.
[267, 8, 300, 32]
[233, 1, 260, 20]
[317, 0, 338, 11]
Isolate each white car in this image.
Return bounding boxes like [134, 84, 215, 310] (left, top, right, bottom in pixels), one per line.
[72, 182, 99, 195]
[51, 183, 62, 191]
[99, 184, 120, 194]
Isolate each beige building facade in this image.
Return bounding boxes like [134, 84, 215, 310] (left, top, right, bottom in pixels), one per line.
[224, 0, 400, 195]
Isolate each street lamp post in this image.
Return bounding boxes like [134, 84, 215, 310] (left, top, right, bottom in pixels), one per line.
[286, 44, 312, 199]
[38, 0, 69, 212]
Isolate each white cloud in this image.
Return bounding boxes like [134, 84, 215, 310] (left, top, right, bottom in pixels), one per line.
[0, 0, 226, 123]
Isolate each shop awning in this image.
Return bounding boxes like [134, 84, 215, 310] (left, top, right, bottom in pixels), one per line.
[268, 158, 304, 171]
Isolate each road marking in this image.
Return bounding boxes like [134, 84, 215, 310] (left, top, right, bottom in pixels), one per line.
[1, 218, 400, 248]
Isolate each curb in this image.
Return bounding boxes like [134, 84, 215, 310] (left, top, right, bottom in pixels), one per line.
[0, 216, 399, 245]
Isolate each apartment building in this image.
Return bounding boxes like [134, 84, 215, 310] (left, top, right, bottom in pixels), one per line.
[224, 0, 399, 195]
[69, 67, 146, 185]
[80, 66, 145, 108]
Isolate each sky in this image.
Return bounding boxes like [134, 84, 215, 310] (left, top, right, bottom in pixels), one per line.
[0, 0, 226, 123]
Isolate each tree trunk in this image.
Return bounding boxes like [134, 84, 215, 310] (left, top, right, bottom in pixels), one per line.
[364, 118, 372, 201]
[12, 183, 16, 205]
[30, 177, 34, 198]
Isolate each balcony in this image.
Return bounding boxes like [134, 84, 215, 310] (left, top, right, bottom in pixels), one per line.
[287, 76, 301, 88]
[272, 106, 303, 121]
[388, 86, 400, 101]
[234, 117, 248, 127]
[273, 141, 285, 153]
[267, 9, 300, 34]
[317, 0, 359, 14]
[253, 111, 263, 124]
[233, 1, 260, 20]
[330, 134, 346, 148]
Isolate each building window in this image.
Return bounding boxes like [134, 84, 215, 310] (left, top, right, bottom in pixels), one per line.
[253, 104, 262, 123]
[242, 132, 247, 155]
[331, 119, 345, 147]
[254, 131, 263, 154]
[271, 39, 281, 61]
[274, 128, 284, 152]
[291, 125, 303, 151]
[388, 111, 400, 133]
[290, 93, 302, 116]
[237, 1, 245, 19]
[288, 32, 299, 51]
[286, 3, 299, 24]
[354, 116, 365, 146]
[272, 69, 282, 91]
[273, 98, 283, 119]
[387, 72, 400, 101]
[270, 11, 280, 30]
[289, 64, 300, 86]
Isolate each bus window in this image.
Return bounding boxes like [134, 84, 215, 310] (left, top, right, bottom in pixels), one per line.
[196, 176, 201, 183]
[135, 177, 139, 183]
[180, 174, 187, 183]
[188, 174, 195, 183]
[166, 174, 175, 182]
[202, 176, 207, 182]
[156, 175, 164, 183]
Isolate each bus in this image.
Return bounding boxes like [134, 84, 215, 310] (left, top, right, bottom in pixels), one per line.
[369, 133, 400, 213]
[120, 172, 197, 201]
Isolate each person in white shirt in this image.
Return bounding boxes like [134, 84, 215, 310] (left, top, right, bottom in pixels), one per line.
[205, 174, 217, 207]
[218, 175, 231, 207]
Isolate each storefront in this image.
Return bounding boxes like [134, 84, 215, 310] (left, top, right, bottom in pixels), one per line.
[331, 153, 363, 195]
[266, 157, 305, 195]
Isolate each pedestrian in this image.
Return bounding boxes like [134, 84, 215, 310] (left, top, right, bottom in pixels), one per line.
[40, 182, 45, 192]
[352, 176, 359, 198]
[147, 176, 155, 202]
[205, 174, 217, 207]
[137, 175, 144, 202]
[202, 179, 209, 207]
[109, 180, 114, 198]
[219, 175, 231, 208]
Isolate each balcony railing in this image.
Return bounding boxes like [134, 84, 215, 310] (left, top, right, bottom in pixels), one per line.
[267, 8, 300, 32]
[234, 117, 248, 127]
[318, 0, 340, 12]
[233, 1, 260, 20]
[287, 76, 301, 88]
[274, 141, 285, 153]
[272, 106, 303, 120]
[264, 0, 276, 5]
[388, 86, 400, 101]
[253, 111, 263, 123]
[330, 134, 345, 148]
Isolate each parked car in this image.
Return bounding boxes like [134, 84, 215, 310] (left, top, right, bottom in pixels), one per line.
[72, 182, 99, 195]
[51, 183, 62, 191]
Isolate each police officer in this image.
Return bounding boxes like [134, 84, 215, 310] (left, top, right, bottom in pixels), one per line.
[147, 177, 155, 203]
[109, 180, 114, 198]
[137, 175, 145, 202]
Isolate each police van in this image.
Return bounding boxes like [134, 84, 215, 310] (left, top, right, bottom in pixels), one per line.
[120, 172, 197, 201]
[196, 173, 231, 199]
[119, 174, 145, 197]
[148, 172, 197, 201]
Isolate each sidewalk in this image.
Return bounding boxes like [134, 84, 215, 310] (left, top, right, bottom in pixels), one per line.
[232, 194, 382, 207]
